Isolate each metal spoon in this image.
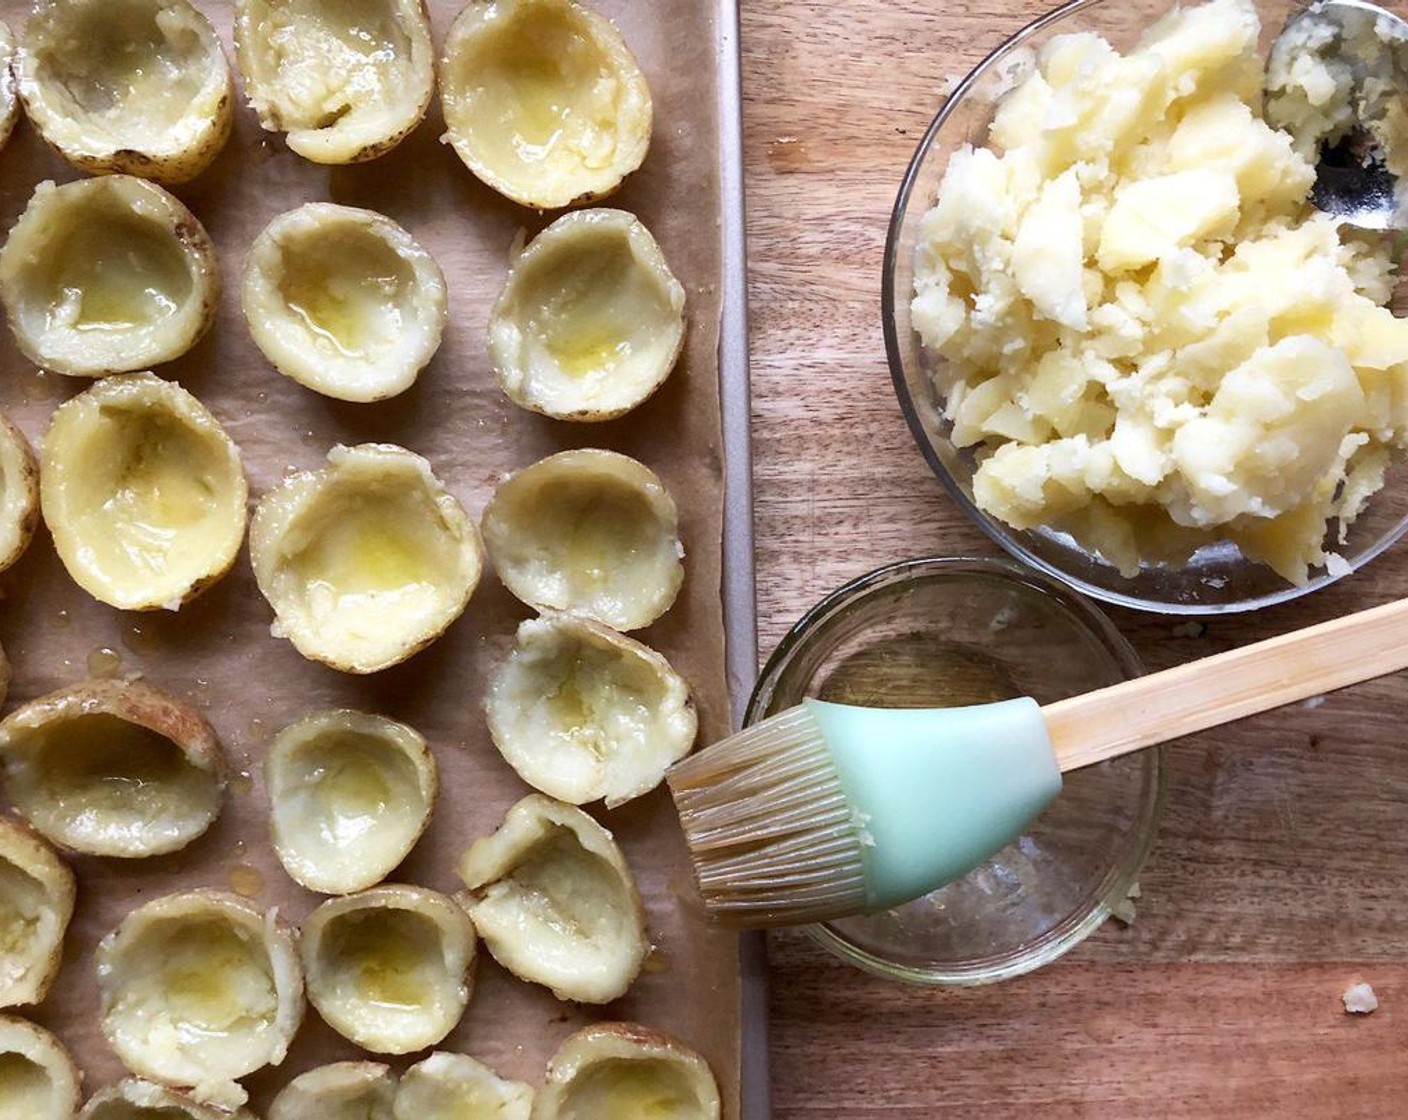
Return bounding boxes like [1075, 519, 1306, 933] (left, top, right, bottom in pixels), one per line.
[1265, 0, 1408, 230]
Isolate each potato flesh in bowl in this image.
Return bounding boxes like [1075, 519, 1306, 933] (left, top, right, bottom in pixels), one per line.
[457, 794, 646, 1005]
[491, 209, 686, 421]
[906, 0, 1408, 590]
[96, 891, 305, 1101]
[533, 1024, 721, 1120]
[395, 1052, 534, 1120]
[482, 449, 683, 632]
[79, 1079, 258, 1120]
[235, 0, 434, 165]
[487, 613, 696, 808]
[251, 444, 483, 674]
[0, 679, 225, 858]
[269, 1062, 396, 1120]
[41, 373, 248, 612]
[0, 177, 219, 377]
[243, 204, 448, 403]
[0, 23, 18, 153]
[301, 885, 477, 1055]
[17, 0, 233, 184]
[0, 818, 74, 1008]
[0, 413, 39, 578]
[440, 0, 652, 209]
[0, 1015, 81, 1120]
[266, 709, 437, 895]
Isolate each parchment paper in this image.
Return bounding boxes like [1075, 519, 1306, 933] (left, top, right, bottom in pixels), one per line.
[0, 1, 742, 1113]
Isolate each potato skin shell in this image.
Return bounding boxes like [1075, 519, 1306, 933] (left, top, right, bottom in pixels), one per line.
[233, 0, 434, 165]
[0, 412, 39, 577]
[15, 1, 234, 185]
[0, 815, 76, 1008]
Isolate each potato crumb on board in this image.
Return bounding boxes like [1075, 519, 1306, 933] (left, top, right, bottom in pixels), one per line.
[1342, 982, 1379, 1014]
[1109, 881, 1142, 926]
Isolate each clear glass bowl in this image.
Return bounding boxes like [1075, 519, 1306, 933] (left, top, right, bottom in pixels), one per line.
[747, 556, 1163, 985]
[882, 0, 1408, 615]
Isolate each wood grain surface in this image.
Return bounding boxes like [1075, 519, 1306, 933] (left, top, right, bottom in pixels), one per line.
[741, 1, 1408, 1115]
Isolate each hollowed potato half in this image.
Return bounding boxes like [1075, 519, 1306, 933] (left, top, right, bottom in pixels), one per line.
[269, 1062, 396, 1120]
[490, 210, 685, 421]
[0, 413, 39, 578]
[0, 818, 74, 1008]
[0, 679, 225, 858]
[234, 0, 433, 164]
[41, 374, 248, 611]
[301, 885, 476, 1055]
[487, 614, 696, 808]
[95, 891, 305, 1098]
[0, 23, 18, 153]
[79, 1079, 259, 1120]
[395, 1052, 534, 1120]
[0, 177, 218, 377]
[482, 449, 683, 631]
[251, 444, 483, 674]
[532, 1024, 721, 1120]
[243, 204, 448, 403]
[0, 1016, 81, 1120]
[266, 710, 437, 895]
[17, 0, 232, 184]
[440, 0, 652, 209]
[457, 794, 646, 1005]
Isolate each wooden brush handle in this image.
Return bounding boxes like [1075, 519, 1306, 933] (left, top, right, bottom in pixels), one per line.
[1043, 596, 1408, 773]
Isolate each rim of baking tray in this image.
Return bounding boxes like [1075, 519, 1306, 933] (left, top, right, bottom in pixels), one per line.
[879, 0, 1408, 616]
[746, 555, 1166, 986]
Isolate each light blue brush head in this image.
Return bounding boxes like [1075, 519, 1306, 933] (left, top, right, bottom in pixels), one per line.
[803, 696, 1063, 911]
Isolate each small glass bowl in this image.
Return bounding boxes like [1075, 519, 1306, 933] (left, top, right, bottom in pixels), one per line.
[882, 0, 1408, 615]
[747, 556, 1163, 985]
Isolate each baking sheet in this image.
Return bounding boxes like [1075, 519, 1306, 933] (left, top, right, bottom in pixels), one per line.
[0, 0, 747, 1113]
[711, 0, 771, 1114]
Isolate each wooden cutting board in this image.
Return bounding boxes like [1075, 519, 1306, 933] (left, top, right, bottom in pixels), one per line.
[744, 1, 1408, 1115]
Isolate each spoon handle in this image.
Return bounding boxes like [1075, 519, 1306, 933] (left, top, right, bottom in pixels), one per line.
[1043, 596, 1408, 773]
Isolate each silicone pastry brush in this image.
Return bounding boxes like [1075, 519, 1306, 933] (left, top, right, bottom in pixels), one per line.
[668, 595, 1408, 928]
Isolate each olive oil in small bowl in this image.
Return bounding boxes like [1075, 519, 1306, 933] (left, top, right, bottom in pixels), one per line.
[747, 556, 1163, 985]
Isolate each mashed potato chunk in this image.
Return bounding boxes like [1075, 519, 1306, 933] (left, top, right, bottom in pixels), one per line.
[912, 0, 1408, 582]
